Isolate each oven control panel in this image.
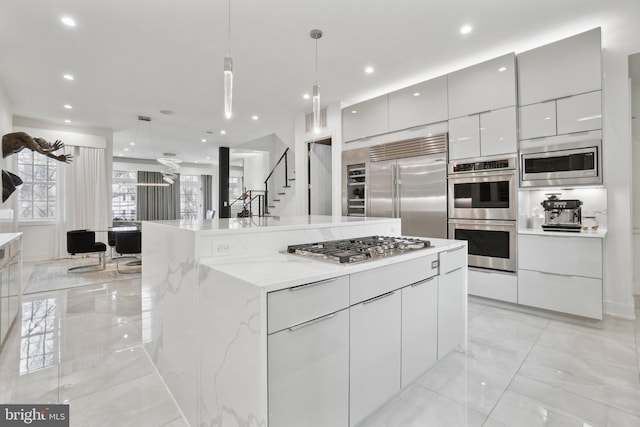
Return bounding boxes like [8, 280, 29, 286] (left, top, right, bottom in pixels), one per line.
[448, 156, 516, 175]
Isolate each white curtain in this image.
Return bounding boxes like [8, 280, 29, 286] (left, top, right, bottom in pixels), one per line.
[55, 146, 109, 259]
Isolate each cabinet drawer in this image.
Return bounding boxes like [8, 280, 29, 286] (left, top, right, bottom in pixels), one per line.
[468, 269, 517, 303]
[439, 245, 467, 274]
[518, 234, 602, 278]
[556, 91, 602, 134]
[350, 255, 438, 305]
[267, 275, 349, 334]
[518, 269, 602, 319]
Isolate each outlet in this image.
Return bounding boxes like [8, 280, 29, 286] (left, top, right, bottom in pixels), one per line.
[216, 244, 230, 253]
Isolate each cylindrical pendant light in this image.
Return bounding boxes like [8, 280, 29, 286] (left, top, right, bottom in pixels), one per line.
[310, 29, 323, 134]
[224, 0, 233, 119]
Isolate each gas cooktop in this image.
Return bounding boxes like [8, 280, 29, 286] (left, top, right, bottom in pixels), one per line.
[287, 235, 433, 264]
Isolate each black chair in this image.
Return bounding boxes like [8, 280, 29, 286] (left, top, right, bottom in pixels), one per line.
[115, 230, 142, 273]
[107, 230, 117, 259]
[66, 230, 107, 272]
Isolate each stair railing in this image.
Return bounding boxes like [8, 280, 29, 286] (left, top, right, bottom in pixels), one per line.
[264, 148, 295, 214]
[229, 190, 267, 217]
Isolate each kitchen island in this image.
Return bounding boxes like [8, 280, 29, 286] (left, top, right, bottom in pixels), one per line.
[141, 216, 467, 426]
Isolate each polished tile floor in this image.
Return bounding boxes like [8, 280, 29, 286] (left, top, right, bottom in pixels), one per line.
[1, 263, 639, 426]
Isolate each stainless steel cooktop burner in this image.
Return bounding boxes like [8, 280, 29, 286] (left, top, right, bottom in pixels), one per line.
[287, 235, 432, 264]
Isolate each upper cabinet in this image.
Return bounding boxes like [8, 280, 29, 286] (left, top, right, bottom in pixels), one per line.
[518, 28, 602, 106]
[449, 106, 517, 160]
[342, 95, 389, 142]
[447, 53, 517, 119]
[388, 76, 448, 132]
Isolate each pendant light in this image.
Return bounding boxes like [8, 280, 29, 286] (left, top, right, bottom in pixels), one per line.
[224, 0, 233, 119]
[310, 29, 323, 134]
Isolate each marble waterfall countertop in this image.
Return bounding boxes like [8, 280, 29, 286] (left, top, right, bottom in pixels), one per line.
[144, 215, 399, 234]
[199, 237, 465, 293]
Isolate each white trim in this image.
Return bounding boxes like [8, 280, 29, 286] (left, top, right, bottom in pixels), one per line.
[603, 299, 636, 319]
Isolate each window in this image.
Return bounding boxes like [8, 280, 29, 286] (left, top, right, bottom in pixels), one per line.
[17, 151, 57, 219]
[112, 170, 137, 220]
[180, 174, 200, 220]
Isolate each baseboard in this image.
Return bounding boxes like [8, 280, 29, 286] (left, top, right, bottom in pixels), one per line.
[603, 299, 636, 319]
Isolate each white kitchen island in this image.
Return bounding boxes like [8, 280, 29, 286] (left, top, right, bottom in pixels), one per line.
[141, 216, 467, 427]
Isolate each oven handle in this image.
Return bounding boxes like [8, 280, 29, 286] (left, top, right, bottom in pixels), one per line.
[447, 219, 517, 227]
[448, 170, 516, 180]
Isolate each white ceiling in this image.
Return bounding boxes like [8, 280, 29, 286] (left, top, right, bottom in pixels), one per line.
[1, 0, 639, 164]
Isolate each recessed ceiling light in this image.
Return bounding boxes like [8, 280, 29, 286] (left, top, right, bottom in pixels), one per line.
[544, 117, 551, 120]
[201, 138, 207, 143]
[365, 66, 374, 74]
[351, 110, 358, 114]
[303, 94, 310, 100]
[61, 16, 76, 27]
[252, 115, 259, 120]
[220, 130, 226, 135]
[63, 74, 74, 81]
[460, 24, 472, 35]
[194, 160, 199, 163]
[64, 104, 72, 109]
[64, 119, 71, 123]
[117, 153, 122, 156]
[160, 109, 175, 115]
[498, 67, 507, 72]
[413, 92, 421, 97]
[129, 142, 135, 146]
[206, 156, 211, 160]
[124, 148, 129, 151]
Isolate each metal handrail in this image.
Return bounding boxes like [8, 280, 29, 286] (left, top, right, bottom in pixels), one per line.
[264, 148, 290, 183]
[263, 147, 294, 215]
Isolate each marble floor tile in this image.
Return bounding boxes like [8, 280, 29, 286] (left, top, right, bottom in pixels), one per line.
[58, 322, 142, 364]
[59, 345, 155, 402]
[417, 351, 515, 415]
[485, 375, 640, 427]
[360, 383, 486, 427]
[68, 372, 181, 427]
[160, 417, 189, 427]
[0, 365, 59, 404]
[519, 344, 640, 416]
[467, 301, 487, 320]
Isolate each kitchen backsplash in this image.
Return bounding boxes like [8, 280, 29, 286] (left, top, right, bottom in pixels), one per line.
[518, 187, 607, 230]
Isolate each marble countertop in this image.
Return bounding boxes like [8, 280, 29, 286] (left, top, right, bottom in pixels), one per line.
[518, 228, 607, 239]
[145, 215, 399, 234]
[0, 233, 22, 247]
[200, 238, 466, 292]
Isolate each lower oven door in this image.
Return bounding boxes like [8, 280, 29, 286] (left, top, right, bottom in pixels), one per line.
[448, 219, 516, 272]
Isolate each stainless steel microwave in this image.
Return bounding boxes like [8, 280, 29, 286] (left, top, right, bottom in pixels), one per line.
[520, 139, 602, 187]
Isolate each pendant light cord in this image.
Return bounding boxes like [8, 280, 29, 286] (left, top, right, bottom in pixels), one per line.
[315, 38, 318, 85]
[227, 0, 231, 56]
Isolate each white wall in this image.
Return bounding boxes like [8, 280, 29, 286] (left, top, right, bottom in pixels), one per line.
[243, 152, 269, 191]
[0, 81, 17, 232]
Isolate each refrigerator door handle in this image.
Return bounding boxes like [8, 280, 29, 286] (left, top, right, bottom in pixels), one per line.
[395, 164, 401, 218]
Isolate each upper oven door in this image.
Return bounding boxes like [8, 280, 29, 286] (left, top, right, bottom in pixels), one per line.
[448, 170, 517, 220]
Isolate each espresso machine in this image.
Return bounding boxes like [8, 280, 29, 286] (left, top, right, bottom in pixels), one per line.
[541, 193, 583, 232]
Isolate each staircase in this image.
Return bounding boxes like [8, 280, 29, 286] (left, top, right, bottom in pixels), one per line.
[264, 148, 295, 215]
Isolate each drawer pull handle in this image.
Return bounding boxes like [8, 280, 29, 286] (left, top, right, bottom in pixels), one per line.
[447, 246, 465, 253]
[290, 277, 338, 291]
[288, 312, 337, 331]
[445, 266, 464, 275]
[431, 260, 439, 269]
[411, 277, 434, 287]
[538, 270, 573, 278]
[363, 291, 395, 305]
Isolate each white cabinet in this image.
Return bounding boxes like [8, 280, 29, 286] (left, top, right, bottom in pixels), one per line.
[0, 236, 21, 347]
[518, 28, 602, 106]
[519, 101, 556, 140]
[437, 246, 467, 359]
[468, 269, 517, 303]
[349, 290, 401, 426]
[448, 53, 517, 118]
[268, 309, 349, 427]
[401, 277, 438, 387]
[388, 76, 448, 131]
[449, 106, 517, 160]
[556, 91, 602, 135]
[342, 95, 389, 142]
[518, 234, 602, 319]
[519, 91, 602, 140]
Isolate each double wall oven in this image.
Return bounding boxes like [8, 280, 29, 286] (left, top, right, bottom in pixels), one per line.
[447, 155, 517, 272]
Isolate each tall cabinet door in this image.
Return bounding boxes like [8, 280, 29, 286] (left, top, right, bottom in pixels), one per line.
[438, 265, 467, 359]
[268, 309, 349, 427]
[401, 277, 438, 387]
[369, 160, 395, 218]
[448, 115, 480, 160]
[397, 155, 447, 238]
[350, 291, 401, 426]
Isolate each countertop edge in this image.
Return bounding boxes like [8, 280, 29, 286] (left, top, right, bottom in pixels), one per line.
[518, 228, 607, 238]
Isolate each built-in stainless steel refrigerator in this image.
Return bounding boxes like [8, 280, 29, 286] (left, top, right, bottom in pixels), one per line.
[368, 136, 447, 238]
